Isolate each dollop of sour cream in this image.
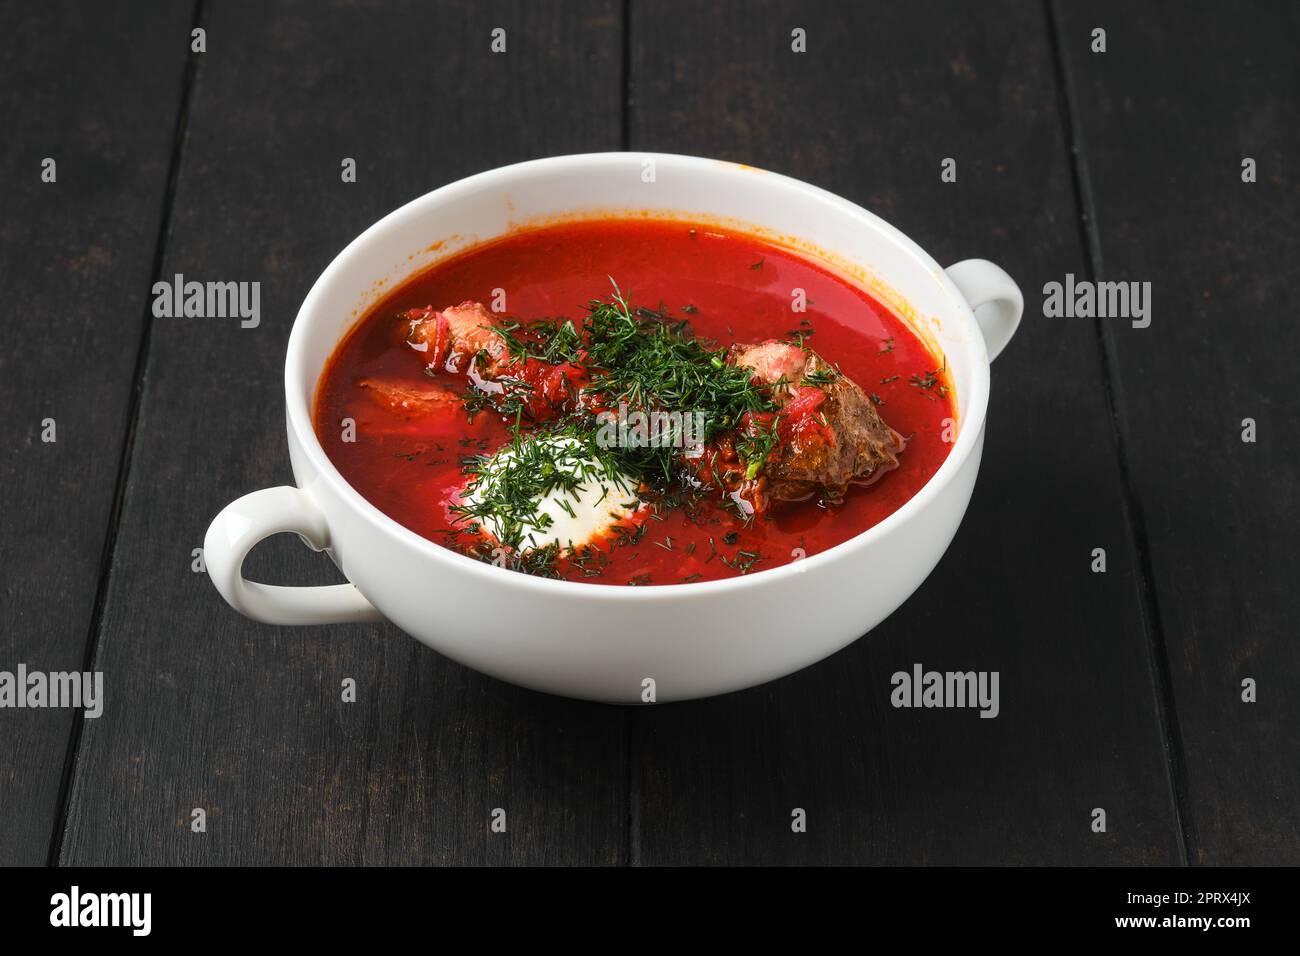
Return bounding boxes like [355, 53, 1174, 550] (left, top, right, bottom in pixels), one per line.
[459, 436, 641, 553]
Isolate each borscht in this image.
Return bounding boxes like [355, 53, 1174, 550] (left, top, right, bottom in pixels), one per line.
[313, 218, 955, 585]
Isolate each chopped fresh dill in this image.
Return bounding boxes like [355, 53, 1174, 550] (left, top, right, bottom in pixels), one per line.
[582, 282, 776, 442]
[801, 366, 840, 387]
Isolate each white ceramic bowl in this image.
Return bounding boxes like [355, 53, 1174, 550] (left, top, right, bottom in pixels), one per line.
[204, 152, 1022, 703]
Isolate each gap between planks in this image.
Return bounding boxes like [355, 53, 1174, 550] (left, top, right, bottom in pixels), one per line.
[1043, 0, 1198, 865]
[45, 0, 210, 868]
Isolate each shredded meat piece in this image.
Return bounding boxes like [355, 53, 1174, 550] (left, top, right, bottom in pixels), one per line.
[357, 378, 459, 415]
[399, 301, 583, 420]
[403, 300, 508, 375]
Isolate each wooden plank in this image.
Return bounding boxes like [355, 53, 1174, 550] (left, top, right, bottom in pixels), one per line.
[1054, 0, 1300, 863]
[0, 1, 192, 865]
[58, 0, 626, 865]
[626, 0, 1184, 863]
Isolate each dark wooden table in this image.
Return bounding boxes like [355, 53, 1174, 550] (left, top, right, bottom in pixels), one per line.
[2, 0, 1296, 866]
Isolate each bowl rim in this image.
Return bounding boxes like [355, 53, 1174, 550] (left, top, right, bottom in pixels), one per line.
[285, 151, 990, 601]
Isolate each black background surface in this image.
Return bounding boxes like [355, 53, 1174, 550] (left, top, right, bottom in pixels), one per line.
[0, 0, 1295, 866]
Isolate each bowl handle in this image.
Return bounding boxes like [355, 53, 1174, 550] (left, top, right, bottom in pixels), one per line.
[944, 259, 1024, 362]
[204, 486, 384, 625]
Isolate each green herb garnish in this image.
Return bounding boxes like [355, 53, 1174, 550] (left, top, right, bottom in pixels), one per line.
[451, 424, 634, 552]
[801, 366, 840, 387]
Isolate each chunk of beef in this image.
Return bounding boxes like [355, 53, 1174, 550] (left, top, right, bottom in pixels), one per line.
[728, 340, 810, 400]
[730, 339, 905, 504]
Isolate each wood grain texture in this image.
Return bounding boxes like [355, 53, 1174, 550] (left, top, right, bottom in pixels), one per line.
[1055, 0, 1300, 863]
[27, 0, 1295, 867]
[57, 0, 627, 865]
[624, 0, 1183, 864]
[0, 0, 192, 866]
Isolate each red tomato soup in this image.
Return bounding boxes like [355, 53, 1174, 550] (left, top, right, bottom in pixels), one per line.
[314, 218, 955, 585]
